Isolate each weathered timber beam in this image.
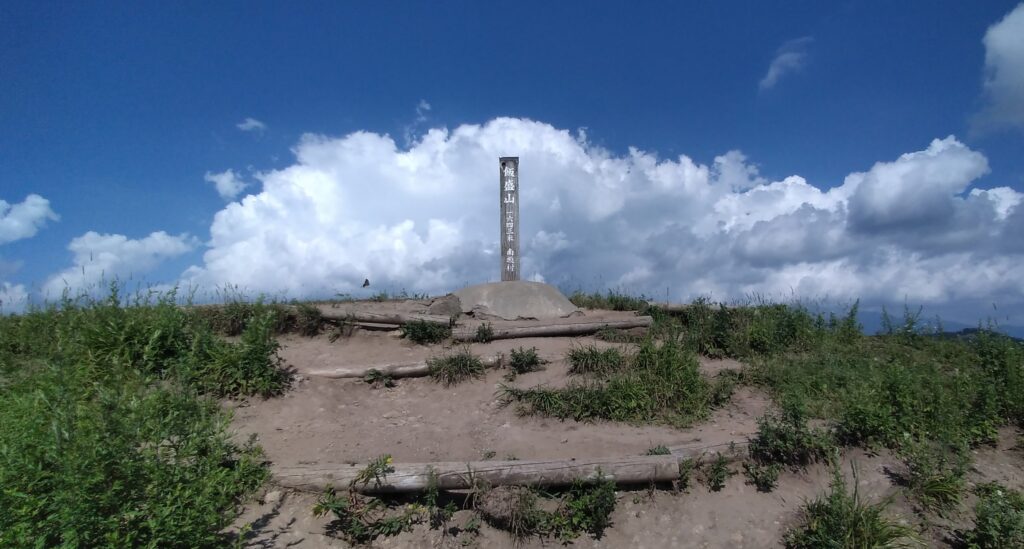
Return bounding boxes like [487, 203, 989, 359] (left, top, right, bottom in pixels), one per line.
[305, 354, 506, 379]
[318, 310, 452, 326]
[275, 442, 747, 493]
[451, 317, 652, 341]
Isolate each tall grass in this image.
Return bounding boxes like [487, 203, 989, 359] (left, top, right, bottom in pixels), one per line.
[0, 288, 286, 546]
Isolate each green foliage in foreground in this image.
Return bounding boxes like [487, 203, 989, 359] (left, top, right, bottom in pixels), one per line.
[0, 289, 285, 546]
[962, 483, 1024, 548]
[500, 479, 617, 542]
[500, 339, 722, 427]
[785, 466, 916, 549]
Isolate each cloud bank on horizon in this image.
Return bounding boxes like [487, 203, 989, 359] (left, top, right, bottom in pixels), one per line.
[174, 119, 1023, 317]
[5, 117, 1023, 320]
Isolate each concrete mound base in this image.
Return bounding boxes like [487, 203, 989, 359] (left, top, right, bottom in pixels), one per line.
[452, 281, 580, 321]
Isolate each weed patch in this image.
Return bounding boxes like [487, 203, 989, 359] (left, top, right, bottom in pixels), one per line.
[961, 483, 1024, 548]
[567, 344, 624, 375]
[401, 320, 451, 344]
[500, 339, 715, 427]
[785, 465, 915, 548]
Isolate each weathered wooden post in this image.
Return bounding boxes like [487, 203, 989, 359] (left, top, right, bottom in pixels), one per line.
[500, 157, 520, 281]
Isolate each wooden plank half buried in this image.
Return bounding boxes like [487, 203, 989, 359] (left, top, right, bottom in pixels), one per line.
[451, 317, 653, 341]
[274, 442, 747, 493]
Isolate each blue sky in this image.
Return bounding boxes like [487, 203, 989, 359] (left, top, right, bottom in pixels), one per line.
[2, 1, 1023, 326]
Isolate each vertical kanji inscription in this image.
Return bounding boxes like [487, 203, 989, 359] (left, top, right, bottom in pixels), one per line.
[500, 157, 520, 281]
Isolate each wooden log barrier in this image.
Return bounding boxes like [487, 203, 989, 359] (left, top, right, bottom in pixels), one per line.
[305, 354, 507, 379]
[319, 310, 452, 326]
[451, 317, 653, 342]
[275, 442, 747, 494]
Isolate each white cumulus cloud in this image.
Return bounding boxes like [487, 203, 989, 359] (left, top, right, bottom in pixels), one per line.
[759, 36, 813, 90]
[237, 117, 267, 133]
[205, 169, 250, 201]
[973, 3, 1024, 133]
[44, 231, 196, 298]
[0, 282, 28, 314]
[180, 117, 1024, 320]
[0, 194, 59, 245]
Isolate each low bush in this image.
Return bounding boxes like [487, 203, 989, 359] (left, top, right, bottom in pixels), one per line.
[748, 404, 835, 468]
[401, 320, 451, 344]
[900, 440, 968, 514]
[508, 346, 544, 375]
[0, 288, 278, 546]
[961, 483, 1024, 548]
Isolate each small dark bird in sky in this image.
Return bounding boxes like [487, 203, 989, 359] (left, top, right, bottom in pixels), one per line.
[362, 278, 370, 288]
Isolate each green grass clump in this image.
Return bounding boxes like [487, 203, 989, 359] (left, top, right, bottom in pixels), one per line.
[428, 349, 485, 386]
[568, 290, 649, 312]
[567, 344, 625, 375]
[400, 320, 451, 344]
[500, 339, 716, 427]
[961, 483, 1024, 548]
[0, 288, 277, 546]
[785, 466, 915, 548]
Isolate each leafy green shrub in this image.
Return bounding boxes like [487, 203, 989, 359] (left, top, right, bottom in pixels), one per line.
[962, 483, 1024, 548]
[703, 454, 734, 492]
[313, 488, 415, 544]
[785, 466, 915, 548]
[645, 445, 671, 456]
[363, 368, 395, 388]
[748, 404, 835, 468]
[677, 458, 697, 491]
[475, 322, 494, 342]
[428, 349, 485, 386]
[492, 479, 617, 541]
[900, 440, 968, 513]
[0, 288, 290, 546]
[743, 462, 782, 492]
[567, 344, 624, 375]
[0, 360, 267, 547]
[401, 320, 451, 344]
[595, 327, 642, 343]
[294, 302, 323, 336]
[508, 346, 544, 374]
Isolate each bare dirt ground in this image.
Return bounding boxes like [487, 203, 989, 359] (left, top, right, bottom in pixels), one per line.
[228, 306, 1024, 548]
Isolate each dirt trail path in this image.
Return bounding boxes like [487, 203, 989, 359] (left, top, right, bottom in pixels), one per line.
[229, 319, 1024, 548]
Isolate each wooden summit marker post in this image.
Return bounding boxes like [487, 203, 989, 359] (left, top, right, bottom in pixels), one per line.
[500, 157, 520, 281]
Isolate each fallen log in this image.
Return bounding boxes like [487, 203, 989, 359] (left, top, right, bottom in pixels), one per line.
[452, 317, 653, 341]
[275, 442, 747, 493]
[305, 354, 506, 379]
[319, 310, 452, 326]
